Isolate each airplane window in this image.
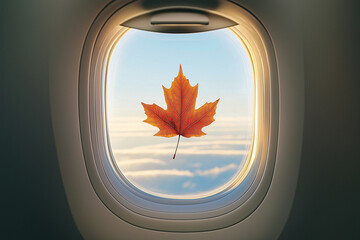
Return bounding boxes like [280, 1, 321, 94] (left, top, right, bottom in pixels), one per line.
[79, 1, 277, 231]
[106, 28, 254, 199]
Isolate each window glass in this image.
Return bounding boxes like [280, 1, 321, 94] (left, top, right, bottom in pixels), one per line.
[106, 28, 254, 198]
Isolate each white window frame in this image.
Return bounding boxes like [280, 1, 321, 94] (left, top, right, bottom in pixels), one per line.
[78, 0, 278, 232]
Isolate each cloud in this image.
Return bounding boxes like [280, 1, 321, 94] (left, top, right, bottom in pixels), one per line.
[121, 163, 239, 179]
[123, 169, 194, 178]
[108, 117, 252, 123]
[114, 147, 248, 156]
[106, 117, 253, 137]
[116, 158, 166, 167]
[196, 163, 238, 177]
[145, 140, 251, 148]
[109, 132, 155, 137]
[112, 139, 250, 156]
[182, 181, 196, 189]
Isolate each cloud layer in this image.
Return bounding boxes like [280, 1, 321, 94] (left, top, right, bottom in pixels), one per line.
[108, 117, 252, 196]
[123, 163, 238, 179]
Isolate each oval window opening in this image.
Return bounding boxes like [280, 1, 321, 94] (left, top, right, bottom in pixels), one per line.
[106, 28, 254, 199]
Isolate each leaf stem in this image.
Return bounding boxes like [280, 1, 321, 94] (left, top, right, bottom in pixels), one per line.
[173, 135, 181, 159]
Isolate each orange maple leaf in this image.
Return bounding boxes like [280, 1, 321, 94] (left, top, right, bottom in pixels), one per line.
[141, 65, 220, 159]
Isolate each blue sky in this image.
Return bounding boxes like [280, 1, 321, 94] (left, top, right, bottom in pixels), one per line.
[106, 28, 254, 198]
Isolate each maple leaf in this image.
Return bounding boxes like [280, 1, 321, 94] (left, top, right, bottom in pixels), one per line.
[141, 65, 220, 159]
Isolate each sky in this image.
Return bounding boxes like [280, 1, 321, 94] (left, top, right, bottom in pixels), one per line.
[106, 28, 254, 198]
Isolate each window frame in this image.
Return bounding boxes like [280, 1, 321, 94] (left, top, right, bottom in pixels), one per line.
[78, 0, 279, 232]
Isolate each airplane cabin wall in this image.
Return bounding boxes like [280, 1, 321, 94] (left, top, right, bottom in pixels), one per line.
[1, 0, 359, 239]
[279, 0, 360, 239]
[1, 1, 102, 239]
